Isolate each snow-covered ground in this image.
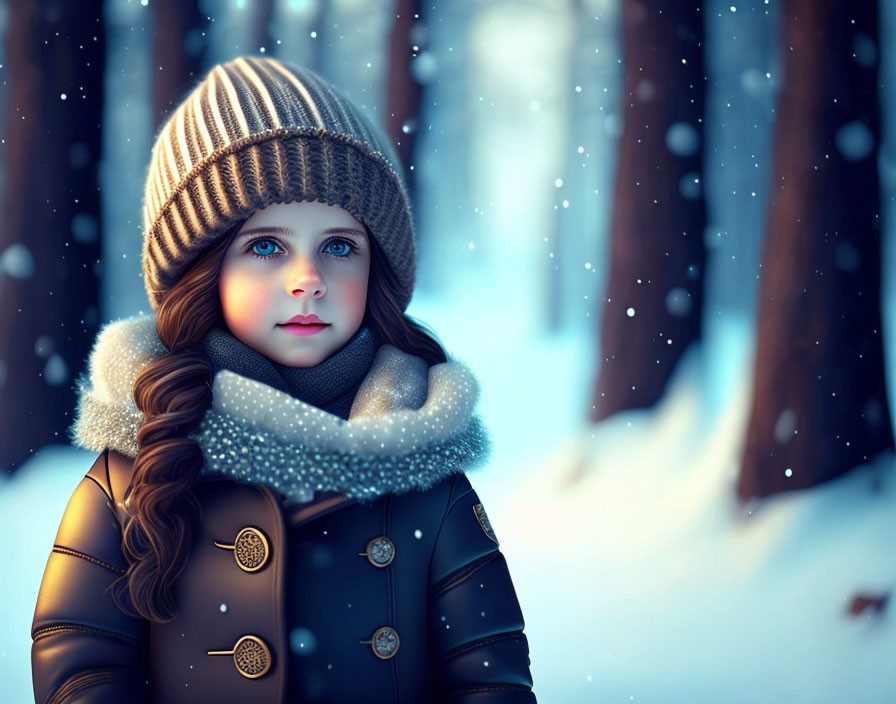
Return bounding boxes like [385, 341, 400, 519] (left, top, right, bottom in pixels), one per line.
[3, 304, 895, 703]
[494, 349, 896, 703]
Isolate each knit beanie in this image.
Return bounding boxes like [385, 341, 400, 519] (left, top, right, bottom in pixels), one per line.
[140, 55, 415, 311]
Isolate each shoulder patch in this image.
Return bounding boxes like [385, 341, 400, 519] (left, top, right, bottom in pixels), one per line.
[473, 502, 498, 545]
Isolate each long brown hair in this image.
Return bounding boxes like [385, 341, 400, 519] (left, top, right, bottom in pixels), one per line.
[112, 219, 445, 622]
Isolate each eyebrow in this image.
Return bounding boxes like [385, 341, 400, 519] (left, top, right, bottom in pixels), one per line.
[235, 226, 368, 241]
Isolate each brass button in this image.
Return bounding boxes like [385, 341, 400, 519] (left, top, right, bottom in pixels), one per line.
[214, 526, 270, 572]
[207, 634, 272, 679]
[361, 626, 400, 659]
[358, 536, 395, 567]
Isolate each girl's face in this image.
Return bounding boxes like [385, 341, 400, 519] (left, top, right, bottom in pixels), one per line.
[219, 200, 371, 368]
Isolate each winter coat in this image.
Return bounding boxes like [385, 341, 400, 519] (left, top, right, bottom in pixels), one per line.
[30, 316, 536, 703]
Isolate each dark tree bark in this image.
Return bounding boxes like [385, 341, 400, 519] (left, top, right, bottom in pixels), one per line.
[308, 1, 328, 75]
[152, 0, 209, 129]
[385, 0, 424, 199]
[737, 0, 893, 499]
[251, 0, 275, 55]
[589, 1, 707, 421]
[0, 1, 104, 472]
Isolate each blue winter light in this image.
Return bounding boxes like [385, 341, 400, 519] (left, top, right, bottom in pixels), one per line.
[411, 51, 438, 84]
[835, 121, 874, 161]
[665, 122, 700, 157]
[679, 172, 702, 200]
[1, 243, 36, 279]
[665, 287, 692, 317]
[289, 627, 318, 655]
[852, 32, 878, 68]
[72, 213, 99, 245]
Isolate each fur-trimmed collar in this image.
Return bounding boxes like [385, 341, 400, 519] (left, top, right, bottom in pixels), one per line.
[71, 315, 490, 502]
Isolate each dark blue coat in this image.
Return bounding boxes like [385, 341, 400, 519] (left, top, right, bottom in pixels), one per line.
[31, 449, 537, 703]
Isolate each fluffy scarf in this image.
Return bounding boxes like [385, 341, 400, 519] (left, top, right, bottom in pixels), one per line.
[70, 315, 490, 503]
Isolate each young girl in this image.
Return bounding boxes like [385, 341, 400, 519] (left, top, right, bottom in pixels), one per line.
[30, 55, 536, 703]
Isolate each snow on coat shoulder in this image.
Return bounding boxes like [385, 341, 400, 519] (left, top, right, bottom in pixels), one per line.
[70, 315, 163, 458]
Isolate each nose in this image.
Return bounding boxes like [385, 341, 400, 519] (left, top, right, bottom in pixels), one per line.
[286, 260, 326, 299]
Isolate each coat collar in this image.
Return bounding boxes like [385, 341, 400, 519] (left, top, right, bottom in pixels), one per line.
[71, 315, 490, 504]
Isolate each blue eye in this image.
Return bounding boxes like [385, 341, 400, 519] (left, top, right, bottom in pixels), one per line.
[324, 239, 355, 258]
[249, 239, 282, 258]
[246, 237, 356, 260]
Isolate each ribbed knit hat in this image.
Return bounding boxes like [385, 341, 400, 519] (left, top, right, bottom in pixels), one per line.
[141, 55, 415, 311]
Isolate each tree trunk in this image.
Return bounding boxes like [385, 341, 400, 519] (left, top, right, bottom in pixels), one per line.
[251, 0, 275, 55]
[0, 0, 105, 472]
[385, 0, 424, 199]
[308, 1, 328, 75]
[737, 0, 893, 500]
[590, 1, 707, 422]
[152, 0, 208, 129]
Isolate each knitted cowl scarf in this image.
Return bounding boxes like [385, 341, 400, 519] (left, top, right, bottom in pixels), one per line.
[200, 323, 379, 422]
[70, 316, 490, 504]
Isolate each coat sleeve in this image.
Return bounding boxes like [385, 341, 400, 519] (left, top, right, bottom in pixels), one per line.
[427, 473, 536, 703]
[31, 449, 149, 703]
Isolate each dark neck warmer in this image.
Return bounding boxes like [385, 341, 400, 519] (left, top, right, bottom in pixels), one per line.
[200, 324, 378, 420]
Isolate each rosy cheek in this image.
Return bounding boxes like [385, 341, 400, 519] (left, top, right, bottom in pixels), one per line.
[220, 267, 272, 332]
[339, 275, 369, 318]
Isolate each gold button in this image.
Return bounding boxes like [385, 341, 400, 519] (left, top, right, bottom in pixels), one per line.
[358, 536, 395, 567]
[214, 526, 270, 572]
[207, 634, 272, 679]
[361, 626, 400, 659]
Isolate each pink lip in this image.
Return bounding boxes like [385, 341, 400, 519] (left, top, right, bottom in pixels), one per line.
[284, 314, 327, 325]
[278, 313, 330, 337]
[280, 323, 328, 337]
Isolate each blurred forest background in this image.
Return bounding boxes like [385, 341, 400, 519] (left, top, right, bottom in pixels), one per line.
[2, 0, 896, 702]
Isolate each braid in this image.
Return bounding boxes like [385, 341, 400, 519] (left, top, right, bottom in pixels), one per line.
[111, 225, 239, 622]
